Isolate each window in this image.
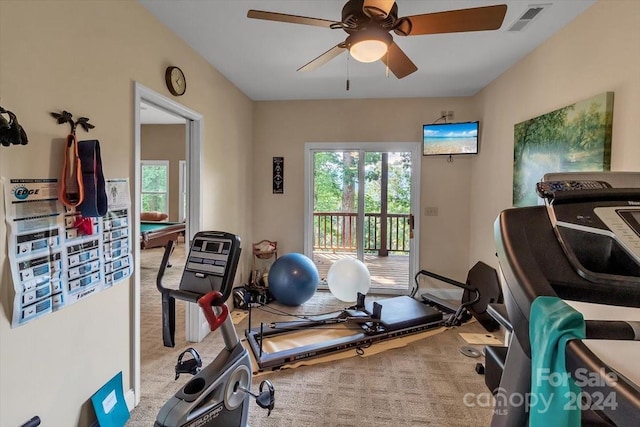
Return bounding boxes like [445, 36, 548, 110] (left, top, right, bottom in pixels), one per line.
[141, 160, 169, 214]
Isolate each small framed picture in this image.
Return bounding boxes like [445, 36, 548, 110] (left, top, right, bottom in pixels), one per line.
[273, 157, 284, 194]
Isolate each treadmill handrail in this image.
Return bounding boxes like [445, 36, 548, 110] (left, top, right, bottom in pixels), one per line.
[585, 320, 640, 341]
[565, 339, 640, 423]
[494, 207, 557, 356]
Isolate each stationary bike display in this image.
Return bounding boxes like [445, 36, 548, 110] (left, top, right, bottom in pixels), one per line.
[155, 231, 274, 427]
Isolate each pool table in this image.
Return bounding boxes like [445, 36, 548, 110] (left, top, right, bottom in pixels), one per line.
[140, 221, 185, 250]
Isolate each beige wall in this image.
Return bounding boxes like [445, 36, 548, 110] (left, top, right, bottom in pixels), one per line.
[141, 124, 186, 222]
[0, 1, 253, 426]
[253, 98, 479, 281]
[469, 0, 640, 267]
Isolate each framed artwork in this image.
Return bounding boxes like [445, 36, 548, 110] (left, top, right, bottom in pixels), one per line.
[513, 92, 614, 207]
[273, 157, 284, 194]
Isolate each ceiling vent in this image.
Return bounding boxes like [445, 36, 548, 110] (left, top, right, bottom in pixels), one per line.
[508, 4, 549, 32]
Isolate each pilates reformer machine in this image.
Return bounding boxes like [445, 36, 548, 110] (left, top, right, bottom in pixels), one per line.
[244, 260, 503, 372]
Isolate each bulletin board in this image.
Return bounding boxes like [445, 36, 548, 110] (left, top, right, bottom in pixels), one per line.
[3, 177, 133, 327]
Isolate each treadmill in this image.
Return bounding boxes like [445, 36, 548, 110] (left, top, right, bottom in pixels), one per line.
[493, 172, 640, 426]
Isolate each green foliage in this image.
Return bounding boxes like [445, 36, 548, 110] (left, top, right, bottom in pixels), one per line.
[141, 163, 168, 212]
[514, 106, 573, 166]
[513, 94, 612, 206]
[366, 151, 411, 214]
[314, 151, 411, 214]
[567, 103, 607, 150]
[313, 150, 412, 253]
[142, 194, 167, 212]
[313, 152, 343, 212]
[142, 164, 168, 192]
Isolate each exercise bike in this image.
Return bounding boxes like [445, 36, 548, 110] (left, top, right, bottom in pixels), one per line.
[155, 231, 275, 427]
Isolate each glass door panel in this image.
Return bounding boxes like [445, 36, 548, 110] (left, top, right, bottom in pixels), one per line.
[310, 147, 413, 294]
[361, 151, 411, 291]
[312, 150, 360, 282]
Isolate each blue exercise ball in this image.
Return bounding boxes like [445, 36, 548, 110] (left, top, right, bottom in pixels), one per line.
[268, 253, 319, 306]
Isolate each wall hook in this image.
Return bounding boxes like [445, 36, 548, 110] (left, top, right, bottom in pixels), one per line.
[51, 110, 95, 135]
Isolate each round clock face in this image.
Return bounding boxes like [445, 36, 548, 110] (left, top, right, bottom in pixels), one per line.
[165, 66, 186, 96]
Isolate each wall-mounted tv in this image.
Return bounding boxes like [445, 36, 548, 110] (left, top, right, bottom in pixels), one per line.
[423, 121, 479, 156]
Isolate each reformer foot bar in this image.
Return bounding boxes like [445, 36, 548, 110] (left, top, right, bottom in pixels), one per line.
[245, 262, 503, 372]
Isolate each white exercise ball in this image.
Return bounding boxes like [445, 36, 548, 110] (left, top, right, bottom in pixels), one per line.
[327, 258, 371, 302]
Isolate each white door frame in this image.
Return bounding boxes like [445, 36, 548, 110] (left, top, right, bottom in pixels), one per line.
[133, 82, 203, 405]
[178, 160, 187, 222]
[303, 141, 421, 294]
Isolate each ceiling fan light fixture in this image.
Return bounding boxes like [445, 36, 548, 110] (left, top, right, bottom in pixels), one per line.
[346, 28, 392, 63]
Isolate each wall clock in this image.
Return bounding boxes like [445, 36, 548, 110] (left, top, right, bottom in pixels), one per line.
[165, 66, 186, 96]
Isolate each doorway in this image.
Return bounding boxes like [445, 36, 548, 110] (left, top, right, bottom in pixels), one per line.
[304, 142, 421, 295]
[133, 83, 203, 406]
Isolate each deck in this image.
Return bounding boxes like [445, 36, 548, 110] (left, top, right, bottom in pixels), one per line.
[144, 245, 411, 292]
[312, 251, 410, 291]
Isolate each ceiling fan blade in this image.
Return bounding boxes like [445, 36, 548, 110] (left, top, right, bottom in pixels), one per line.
[397, 4, 507, 36]
[363, 0, 396, 19]
[297, 44, 347, 72]
[381, 42, 417, 79]
[247, 10, 337, 28]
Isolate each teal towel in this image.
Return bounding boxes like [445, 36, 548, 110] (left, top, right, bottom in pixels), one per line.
[529, 296, 585, 427]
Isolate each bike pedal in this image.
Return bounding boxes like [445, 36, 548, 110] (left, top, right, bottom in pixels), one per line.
[256, 379, 275, 415]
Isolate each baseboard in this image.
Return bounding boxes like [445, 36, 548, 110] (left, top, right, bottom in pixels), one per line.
[125, 388, 136, 412]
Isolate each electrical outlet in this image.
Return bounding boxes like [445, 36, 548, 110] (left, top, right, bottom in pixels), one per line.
[424, 206, 438, 216]
[440, 110, 454, 120]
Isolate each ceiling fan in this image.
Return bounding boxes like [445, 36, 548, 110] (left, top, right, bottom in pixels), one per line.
[247, 0, 507, 79]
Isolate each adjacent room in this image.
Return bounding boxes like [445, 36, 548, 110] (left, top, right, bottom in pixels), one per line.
[1, 1, 639, 426]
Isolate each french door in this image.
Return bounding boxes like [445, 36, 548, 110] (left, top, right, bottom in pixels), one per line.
[304, 142, 421, 294]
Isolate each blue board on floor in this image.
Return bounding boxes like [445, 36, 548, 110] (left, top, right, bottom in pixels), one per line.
[91, 371, 130, 427]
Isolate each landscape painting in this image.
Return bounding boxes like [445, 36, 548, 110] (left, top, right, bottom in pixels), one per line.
[513, 92, 613, 207]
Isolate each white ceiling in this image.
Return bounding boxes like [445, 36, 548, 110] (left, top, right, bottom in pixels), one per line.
[139, 0, 595, 101]
[140, 102, 186, 125]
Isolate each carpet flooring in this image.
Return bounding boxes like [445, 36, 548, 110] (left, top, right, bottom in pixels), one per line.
[128, 245, 498, 426]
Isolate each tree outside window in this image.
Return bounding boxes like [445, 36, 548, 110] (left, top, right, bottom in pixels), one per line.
[141, 161, 169, 214]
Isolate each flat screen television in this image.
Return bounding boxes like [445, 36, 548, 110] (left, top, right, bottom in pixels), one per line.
[423, 121, 479, 156]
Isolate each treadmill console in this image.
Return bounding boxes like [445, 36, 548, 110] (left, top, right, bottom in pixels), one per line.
[179, 231, 241, 296]
[536, 179, 611, 199]
[539, 175, 640, 285]
[593, 208, 640, 262]
[618, 209, 640, 236]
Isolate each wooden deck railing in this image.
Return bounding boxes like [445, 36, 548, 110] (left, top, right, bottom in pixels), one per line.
[313, 212, 411, 255]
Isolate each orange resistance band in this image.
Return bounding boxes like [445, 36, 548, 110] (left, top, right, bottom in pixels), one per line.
[59, 133, 84, 207]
